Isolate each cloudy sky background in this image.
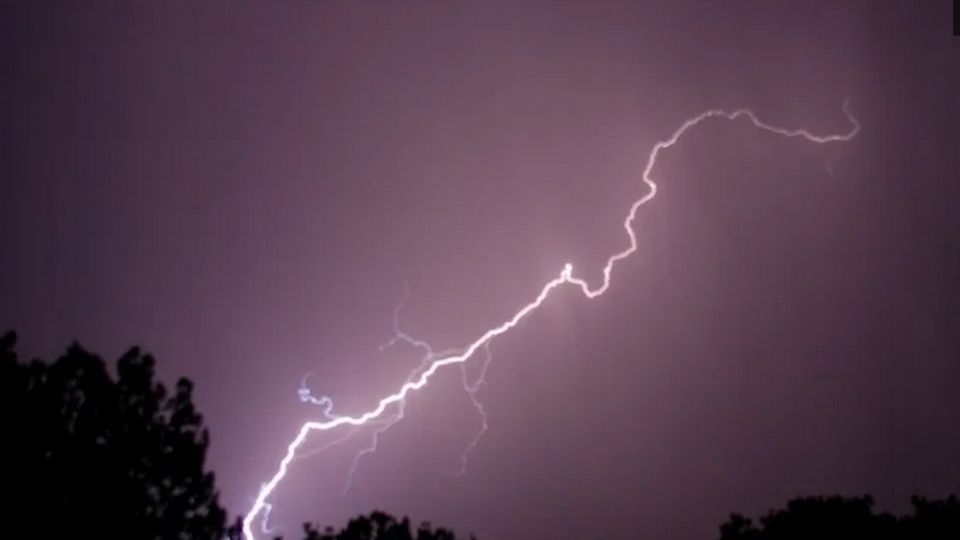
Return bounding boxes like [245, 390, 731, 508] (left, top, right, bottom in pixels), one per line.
[2, 2, 958, 539]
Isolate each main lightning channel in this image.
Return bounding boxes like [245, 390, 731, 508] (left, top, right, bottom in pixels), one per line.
[242, 103, 860, 540]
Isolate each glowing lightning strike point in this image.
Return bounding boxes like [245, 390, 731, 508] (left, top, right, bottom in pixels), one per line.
[242, 102, 860, 540]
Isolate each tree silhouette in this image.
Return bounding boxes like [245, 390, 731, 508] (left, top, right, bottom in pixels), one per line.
[2, 332, 468, 540]
[224, 510, 470, 540]
[719, 495, 960, 540]
[0, 330, 227, 539]
[224, 510, 467, 540]
[23, 328, 956, 540]
[295, 510, 465, 540]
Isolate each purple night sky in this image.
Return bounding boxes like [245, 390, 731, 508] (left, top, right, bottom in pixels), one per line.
[2, 1, 958, 539]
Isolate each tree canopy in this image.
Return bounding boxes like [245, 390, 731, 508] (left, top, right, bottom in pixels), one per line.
[0, 330, 227, 539]
[0, 332, 468, 540]
[296, 510, 464, 540]
[719, 495, 960, 540]
[4, 330, 956, 540]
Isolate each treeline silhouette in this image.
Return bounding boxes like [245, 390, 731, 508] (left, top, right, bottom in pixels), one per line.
[0, 330, 226, 538]
[720, 494, 960, 540]
[2, 331, 957, 539]
[0, 331, 465, 540]
[276, 510, 462, 540]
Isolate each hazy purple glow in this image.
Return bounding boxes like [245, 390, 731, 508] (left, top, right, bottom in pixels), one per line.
[242, 102, 861, 539]
[1, 2, 958, 540]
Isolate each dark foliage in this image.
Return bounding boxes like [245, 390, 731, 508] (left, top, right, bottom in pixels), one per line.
[0, 330, 227, 539]
[225, 510, 468, 540]
[1, 332, 466, 540]
[298, 510, 465, 540]
[719, 495, 960, 540]
[9, 329, 956, 540]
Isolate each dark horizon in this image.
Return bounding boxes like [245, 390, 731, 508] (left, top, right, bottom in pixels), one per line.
[2, 2, 959, 540]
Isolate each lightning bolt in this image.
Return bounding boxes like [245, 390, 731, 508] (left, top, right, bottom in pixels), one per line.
[242, 102, 860, 540]
[296, 292, 472, 498]
[454, 341, 493, 477]
[298, 373, 338, 419]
